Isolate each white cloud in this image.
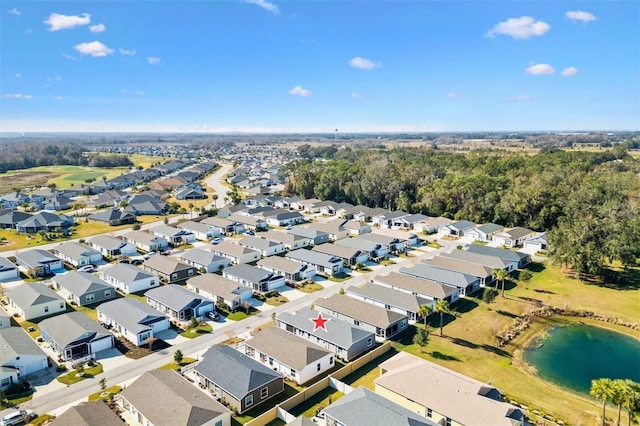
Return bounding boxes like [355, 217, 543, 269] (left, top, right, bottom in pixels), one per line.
[7, 8, 20, 15]
[135, 90, 145, 96]
[4, 94, 32, 99]
[74, 41, 114, 57]
[447, 92, 459, 99]
[15, 73, 21, 78]
[510, 95, 534, 102]
[53, 96, 63, 101]
[486, 16, 550, 39]
[566, 11, 597, 23]
[89, 23, 106, 33]
[244, 0, 280, 15]
[288, 85, 312, 97]
[351, 92, 364, 98]
[561, 66, 579, 76]
[61, 51, 77, 60]
[119, 48, 136, 56]
[147, 57, 161, 65]
[525, 63, 556, 75]
[44, 12, 91, 31]
[349, 56, 382, 70]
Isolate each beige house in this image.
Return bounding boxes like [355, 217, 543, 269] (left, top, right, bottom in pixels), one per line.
[210, 241, 261, 265]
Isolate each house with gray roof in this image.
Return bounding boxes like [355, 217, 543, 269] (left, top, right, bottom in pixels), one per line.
[394, 213, 429, 230]
[180, 248, 230, 273]
[122, 230, 168, 253]
[145, 285, 214, 322]
[39, 312, 114, 362]
[201, 216, 243, 235]
[342, 220, 372, 236]
[441, 249, 514, 272]
[465, 244, 531, 268]
[438, 220, 476, 237]
[0, 211, 31, 229]
[187, 274, 252, 311]
[287, 227, 329, 246]
[312, 243, 369, 267]
[413, 216, 452, 234]
[315, 294, 408, 339]
[100, 263, 159, 294]
[120, 369, 232, 426]
[242, 327, 334, 385]
[210, 241, 261, 265]
[52, 242, 103, 268]
[86, 208, 137, 226]
[0, 192, 29, 210]
[14, 249, 64, 277]
[261, 209, 305, 227]
[222, 264, 285, 293]
[52, 272, 116, 307]
[371, 210, 410, 229]
[424, 256, 495, 286]
[142, 255, 197, 284]
[306, 220, 349, 241]
[346, 283, 433, 322]
[122, 194, 168, 215]
[263, 230, 312, 250]
[0, 258, 19, 282]
[400, 264, 480, 297]
[334, 237, 389, 261]
[257, 256, 315, 285]
[285, 249, 344, 277]
[7, 283, 66, 320]
[371, 272, 459, 304]
[87, 235, 137, 258]
[237, 235, 285, 257]
[15, 211, 73, 234]
[277, 307, 375, 362]
[150, 224, 195, 246]
[50, 401, 123, 426]
[323, 386, 438, 426]
[194, 345, 284, 415]
[228, 213, 267, 230]
[524, 232, 547, 252]
[358, 233, 407, 253]
[463, 223, 504, 243]
[0, 306, 10, 329]
[0, 327, 48, 390]
[97, 298, 169, 347]
[176, 220, 215, 241]
[492, 227, 536, 248]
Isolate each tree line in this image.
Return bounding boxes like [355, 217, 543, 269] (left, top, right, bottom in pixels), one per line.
[282, 146, 640, 278]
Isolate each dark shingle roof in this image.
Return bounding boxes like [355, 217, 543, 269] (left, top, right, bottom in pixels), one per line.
[52, 272, 114, 297]
[39, 312, 111, 349]
[50, 401, 123, 426]
[7, 283, 63, 308]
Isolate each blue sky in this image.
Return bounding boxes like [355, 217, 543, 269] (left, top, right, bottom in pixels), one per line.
[1, 1, 638, 132]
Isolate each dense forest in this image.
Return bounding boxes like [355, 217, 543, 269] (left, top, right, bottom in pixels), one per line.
[283, 145, 640, 278]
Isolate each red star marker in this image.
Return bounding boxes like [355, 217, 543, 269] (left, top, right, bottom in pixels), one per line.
[310, 312, 330, 332]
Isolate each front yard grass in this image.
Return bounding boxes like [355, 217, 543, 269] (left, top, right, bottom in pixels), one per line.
[265, 294, 289, 306]
[286, 388, 345, 418]
[232, 383, 299, 425]
[180, 324, 213, 338]
[88, 385, 122, 402]
[327, 274, 351, 283]
[159, 357, 197, 371]
[297, 282, 323, 293]
[19, 319, 41, 339]
[57, 363, 104, 385]
[30, 414, 55, 426]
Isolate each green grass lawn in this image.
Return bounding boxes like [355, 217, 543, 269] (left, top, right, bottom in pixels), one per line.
[232, 384, 299, 425]
[159, 357, 197, 371]
[265, 294, 289, 306]
[297, 283, 324, 293]
[88, 385, 122, 402]
[180, 324, 213, 338]
[57, 363, 104, 385]
[286, 388, 345, 418]
[327, 274, 351, 283]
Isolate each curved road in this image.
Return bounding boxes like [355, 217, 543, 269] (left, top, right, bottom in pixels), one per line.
[204, 163, 233, 209]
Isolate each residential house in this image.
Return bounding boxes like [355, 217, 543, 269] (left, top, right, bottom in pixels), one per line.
[210, 241, 261, 265]
[52, 272, 116, 307]
[290, 198, 321, 212]
[346, 283, 433, 322]
[441, 249, 515, 273]
[371, 272, 459, 304]
[50, 401, 123, 426]
[222, 264, 285, 293]
[287, 227, 329, 245]
[0, 306, 10, 329]
[312, 243, 368, 268]
[0, 211, 31, 229]
[371, 210, 410, 229]
[524, 232, 547, 251]
[237, 235, 284, 257]
[400, 264, 480, 297]
[217, 204, 248, 219]
[149, 224, 195, 246]
[0, 327, 48, 389]
[0, 258, 19, 281]
[350, 206, 388, 223]
[181, 248, 229, 273]
[87, 235, 137, 258]
[122, 230, 169, 253]
[358, 233, 407, 254]
[42, 194, 73, 211]
[492, 227, 536, 248]
[273, 196, 301, 210]
[463, 223, 504, 243]
[438, 220, 476, 237]
[100, 263, 159, 294]
[123, 194, 168, 215]
[395, 213, 429, 230]
[323, 387, 438, 426]
[145, 285, 214, 322]
[307, 220, 349, 241]
[0, 192, 29, 210]
[6, 283, 66, 320]
[39, 312, 114, 362]
[97, 298, 169, 347]
[315, 294, 408, 339]
[424, 256, 494, 287]
[342, 220, 372, 236]
[186, 274, 252, 312]
[201, 216, 243, 235]
[261, 209, 305, 227]
[262, 230, 312, 251]
[91, 189, 128, 208]
[15, 211, 73, 234]
[142, 255, 197, 284]
[277, 307, 375, 362]
[285, 249, 344, 277]
[334, 238, 389, 262]
[465, 244, 531, 268]
[227, 213, 267, 231]
[375, 352, 525, 426]
[175, 186, 206, 200]
[414, 216, 452, 234]
[176, 221, 215, 241]
[52, 242, 103, 268]
[318, 202, 354, 217]
[242, 327, 334, 385]
[120, 369, 232, 426]
[86, 208, 137, 226]
[193, 345, 284, 415]
[257, 256, 315, 285]
[14, 249, 64, 277]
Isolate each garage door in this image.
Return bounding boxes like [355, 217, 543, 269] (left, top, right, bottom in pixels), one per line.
[21, 357, 47, 375]
[90, 335, 114, 354]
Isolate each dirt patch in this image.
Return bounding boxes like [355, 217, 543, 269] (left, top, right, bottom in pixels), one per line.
[0, 171, 55, 193]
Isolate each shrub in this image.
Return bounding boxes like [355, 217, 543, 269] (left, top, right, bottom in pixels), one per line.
[56, 364, 67, 372]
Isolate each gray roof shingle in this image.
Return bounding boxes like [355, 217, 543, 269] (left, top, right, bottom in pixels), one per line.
[315, 294, 406, 329]
[0, 327, 46, 365]
[52, 272, 114, 297]
[145, 285, 212, 312]
[7, 283, 64, 309]
[39, 312, 111, 349]
[97, 298, 166, 335]
[50, 401, 123, 426]
[101, 263, 157, 283]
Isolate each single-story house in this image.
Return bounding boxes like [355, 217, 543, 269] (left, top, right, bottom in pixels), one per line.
[186, 274, 252, 312]
[123, 194, 168, 215]
[400, 264, 481, 297]
[273, 196, 301, 210]
[174, 186, 206, 200]
[145, 285, 214, 322]
[285, 249, 344, 277]
[463, 223, 504, 243]
[86, 209, 137, 226]
[306, 220, 349, 241]
[0, 258, 19, 281]
[375, 352, 525, 426]
[465, 244, 531, 268]
[14, 249, 64, 277]
[413, 216, 452, 234]
[524, 232, 547, 251]
[149, 224, 195, 247]
[227, 214, 267, 231]
[277, 307, 375, 362]
[142, 255, 197, 284]
[261, 209, 305, 227]
[120, 369, 232, 426]
[394, 213, 429, 230]
[100, 263, 160, 294]
[42, 194, 73, 211]
[201, 216, 243, 235]
[15, 212, 73, 234]
[237, 235, 284, 257]
[287, 227, 330, 246]
[222, 264, 285, 293]
[176, 221, 215, 241]
[371, 271, 459, 304]
[0, 192, 29, 210]
[262, 230, 312, 251]
[315, 294, 408, 339]
[438, 220, 476, 237]
[7, 283, 66, 320]
[97, 298, 169, 347]
[52, 272, 116, 307]
[492, 227, 536, 248]
[0, 211, 31, 229]
[0, 327, 48, 389]
[50, 401, 123, 426]
[312, 243, 369, 267]
[87, 235, 137, 258]
[193, 345, 284, 415]
[39, 312, 114, 362]
[217, 204, 249, 219]
[358, 233, 407, 254]
[441, 249, 515, 273]
[290, 198, 321, 212]
[210, 241, 261, 265]
[342, 220, 372, 236]
[52, 242, 103, 268]
[242, 327, 334, 385]
[347, 283, 433, 323]
[257, 256, 315, 285]
[334, 238, 389, 262]
[180, 248, 230, 273]
[0, 306, 10, 328]
[122, 230, 169, 253]
[371, 210, 410, 229]
[425, 256, 494, 287]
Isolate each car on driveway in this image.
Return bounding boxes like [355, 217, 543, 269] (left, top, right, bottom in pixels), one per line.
[77, 265, 95, 273]
[210, 237, 222, 245]
[1, 410, 36, 426]
[207, 311, 221, 321]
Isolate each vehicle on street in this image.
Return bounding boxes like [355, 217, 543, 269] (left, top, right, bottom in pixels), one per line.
[285, 225, 294, 230]
[210, 237, 222, 245]
[244, 230, 255, 236]
[77, 265, 95, 273]
[160, 250, 171, 256]
[1, 410, 36, 426]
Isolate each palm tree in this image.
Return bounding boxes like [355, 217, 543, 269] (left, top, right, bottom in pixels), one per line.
[434, 299, 450, 337]
[492, 268, 509, 298]
[188, 202, 195, 218]
[617, 379, 640, 426]
[591, 378, 615, 426]
[418, 304, 432, 327]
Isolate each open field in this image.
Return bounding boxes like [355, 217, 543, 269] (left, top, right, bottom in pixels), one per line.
[388, 262, 640, 426]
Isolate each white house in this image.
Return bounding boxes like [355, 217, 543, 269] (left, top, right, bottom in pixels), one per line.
[492, 227, 536, 248]
[0, 258, 19, 282]
[187, 274, 252, 312]
[122, 230, 169, 253]
[237, 235, 284, 257]
[176, 221, 215, 241]
[0, 327, 48, 389]
[100, 263, 160, 294]
[180, 248, 230, 273]
[97, 298, 169, 347]
[6, 283, 66, 320]
[88, 235, 137, 258]
[210, 241, 261, 265]
[52, 242, 103, 268]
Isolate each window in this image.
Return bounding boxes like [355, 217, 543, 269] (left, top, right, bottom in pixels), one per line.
[60, 302, 64, 309]
[104, 290, 111, 297]
[245, 394, 253, 407]
[171, 273, 178, 280]
[329, 356, 334, 365]
[354, 320, 360, 326]
[367, 337, 373, 347]
[317, 363, 321, 372]
[385, 304, 391, 310]
[427, 408, 432, 418]
[290, 368, 296, 376]
[268, 357, 274, 366]
[215, 421, 223, 426]
[44, 306, 49, 313]
[445, 418, 452, 426]
[86, 294, 95, 302]
[1, 378, 10, 388]
[260, 387, 268, 399]
[188, 269, 194, 276]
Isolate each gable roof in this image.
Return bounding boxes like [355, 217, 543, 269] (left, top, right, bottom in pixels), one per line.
[372, 272, 458, 300]
[87, 209, 136, 223]
[53, 242, 101, 260]
[238, 235, 283, 250]
[285, 249, 342, 269]
[315, 294, 406, 329]
[145, 285, 211, 312]
[224, 264, 272, 284]
[143, 255, 194, 275]
[194, 345, 282, 400]
[312, 243, 363, 260]
[0, 211, 31, 226]
[287, 227, 329, 240]
[187, 274, 251, 301]
[257, 256, 306, 275]
[121, 369, 230, 426]
[0, 257, 18, 273]
[211, 241, 260, 258]
[49, 401, 123, 426]
[39, 312, 111, 349]
[123, 230, 166, 246]
[440, 250, 511, 269]
[423, 256, 493, 278]
[52, 271, 114, 296]
[15, 249, 61, 268]
[7, 283, 64, 308]
[474, 223, 504, 234]
[449, 220, 476, 231]
[89, 235, 126, 251]
[499, 226, 535, 240]
[263, 230, 308, 245]
[181, 248, 226, 266]
[400, 264, 478, 289]
[97, 298, 166, 335]
[346, 283, 431, 313]
[176, 220, 210, 234]
[465, 245, 529, 263]
[0, 327, 46, 365]
[101, 263, 156, 283]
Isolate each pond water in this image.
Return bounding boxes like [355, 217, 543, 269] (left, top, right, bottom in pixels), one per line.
[525, 324, 640, 394]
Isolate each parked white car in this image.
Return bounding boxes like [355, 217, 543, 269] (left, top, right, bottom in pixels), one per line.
[1, 410, 36, 426]
[77, 265, 95, 273]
